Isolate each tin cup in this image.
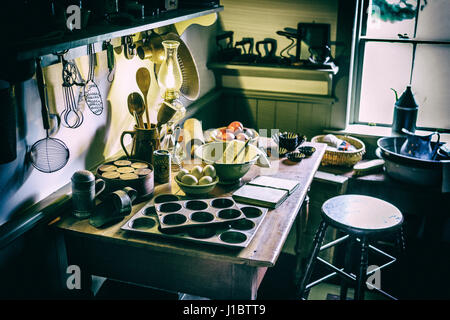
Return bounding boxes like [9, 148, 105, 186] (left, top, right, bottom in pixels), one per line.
[89, 187, 138, 228]
[71, 170, 106, 218]
[153, 149, 171, 183]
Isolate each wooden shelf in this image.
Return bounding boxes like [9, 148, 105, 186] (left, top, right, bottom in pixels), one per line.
[208, 62, 339, 76]
[13, 6, 223, 61]
[208, 62, 337, 97]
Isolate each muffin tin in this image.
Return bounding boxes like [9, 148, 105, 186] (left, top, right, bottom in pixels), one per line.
[121, 194, 268, 248]
[155, 196, 245, 230]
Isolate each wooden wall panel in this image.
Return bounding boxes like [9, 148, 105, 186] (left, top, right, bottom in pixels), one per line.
[275, 101, 298, 133]
[257, 99, 276, 130]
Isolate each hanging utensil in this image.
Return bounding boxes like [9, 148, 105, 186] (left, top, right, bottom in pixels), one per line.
[29, 58, 70, 173]
[60, 55, 84, 129]
[103, 40, 115, 83]
[127, 92, 145, 128]
[84, 44, 104, 115]
[136, 67, 151, 126]
[0, 84, 17, 164]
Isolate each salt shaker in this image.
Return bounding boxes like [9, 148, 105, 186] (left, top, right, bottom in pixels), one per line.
[71, 170, 106, 218]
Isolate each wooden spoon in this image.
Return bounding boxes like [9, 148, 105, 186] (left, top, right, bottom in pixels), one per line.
[127, 92, 145, 128]
[136, 67, 151, 127]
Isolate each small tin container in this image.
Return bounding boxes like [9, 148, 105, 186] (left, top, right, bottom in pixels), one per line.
[71, 170, 105, 219]
[153, 150, 171, 183]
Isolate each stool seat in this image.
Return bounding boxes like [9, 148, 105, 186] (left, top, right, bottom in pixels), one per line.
[321, 195, 403, 235]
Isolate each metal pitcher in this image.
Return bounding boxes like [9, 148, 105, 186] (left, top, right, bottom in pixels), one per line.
[400, 128, 440, 160]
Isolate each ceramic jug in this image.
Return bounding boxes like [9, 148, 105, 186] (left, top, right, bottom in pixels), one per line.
[400, 128, 440, 160]
[120, 124, 160, 165]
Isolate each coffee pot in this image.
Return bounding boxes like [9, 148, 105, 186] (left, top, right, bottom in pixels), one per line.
[391, 85, 418, 135]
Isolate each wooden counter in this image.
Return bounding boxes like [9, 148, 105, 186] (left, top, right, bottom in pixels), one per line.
[54, 142, 326, 299]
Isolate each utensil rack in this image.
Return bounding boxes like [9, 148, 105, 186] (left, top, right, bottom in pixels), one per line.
[12, 6, 223, 62]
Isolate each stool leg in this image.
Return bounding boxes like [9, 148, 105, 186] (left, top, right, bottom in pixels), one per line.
[340, 236, 355, 300]
[355, 237, 369, 300]
[395, 225, 406, 256]
[297, 220, 328, 299]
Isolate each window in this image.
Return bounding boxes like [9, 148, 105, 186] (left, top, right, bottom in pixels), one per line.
[349, 0, 450, 131]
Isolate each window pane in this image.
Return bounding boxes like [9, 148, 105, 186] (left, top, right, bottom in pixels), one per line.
[358, 42, 412, 125]
[365, 0, 417, 38]
[416, 0, 450, 40]
[411, 44, 450, 129]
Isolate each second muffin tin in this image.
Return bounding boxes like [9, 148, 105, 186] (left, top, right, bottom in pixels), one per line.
[154, 196, 245, 230]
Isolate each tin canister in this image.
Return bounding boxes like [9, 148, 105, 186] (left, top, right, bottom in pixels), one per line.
[153, 150, 171, 183]
[71, 170, 106, 218]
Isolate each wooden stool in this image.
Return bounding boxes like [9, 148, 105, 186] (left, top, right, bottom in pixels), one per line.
[297, 194, 404, 300]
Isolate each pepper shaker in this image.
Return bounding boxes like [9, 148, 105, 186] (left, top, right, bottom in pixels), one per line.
[71, 170, 106, 218]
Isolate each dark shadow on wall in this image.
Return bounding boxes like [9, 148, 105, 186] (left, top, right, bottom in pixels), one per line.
[84, 100, 112, 169]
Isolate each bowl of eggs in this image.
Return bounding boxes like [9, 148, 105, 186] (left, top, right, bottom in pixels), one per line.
[175, 164, 219, 196]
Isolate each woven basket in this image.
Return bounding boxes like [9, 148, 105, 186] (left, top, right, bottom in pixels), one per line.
[311, 135, 366, 167]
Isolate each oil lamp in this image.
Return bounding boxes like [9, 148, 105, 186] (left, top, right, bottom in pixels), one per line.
[156, 40, 186, 169]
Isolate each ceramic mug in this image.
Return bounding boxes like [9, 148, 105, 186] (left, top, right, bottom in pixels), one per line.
[71, 170, 106, 219]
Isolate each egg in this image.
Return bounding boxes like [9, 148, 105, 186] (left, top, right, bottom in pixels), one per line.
[236, 133, 249, 141]
[190, 166, 204, 180]
[176, 168, 189, 181]
[181, 174, 198, 185]
[199, 176, 213, 185]
[225, 132, 235, 141]
[245, 128, 255, 138]
[202, 165, 216, 178]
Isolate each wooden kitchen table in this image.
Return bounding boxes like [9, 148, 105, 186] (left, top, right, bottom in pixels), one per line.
[54, 142, 326, 300]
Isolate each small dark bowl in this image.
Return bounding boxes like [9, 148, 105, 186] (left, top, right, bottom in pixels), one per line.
[273, 132, 306, 151]
[287, 151, 306, 163]
[278, 147, 288, 157]
[297, 146, 316, 157]
[279, 132, 298, 151]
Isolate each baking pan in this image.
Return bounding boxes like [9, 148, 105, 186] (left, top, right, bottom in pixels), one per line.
[121, 194, 268, 249]
[155, 196, 245, 230]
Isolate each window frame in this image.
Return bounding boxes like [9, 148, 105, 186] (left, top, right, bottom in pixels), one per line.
[348, 0, 450, 132]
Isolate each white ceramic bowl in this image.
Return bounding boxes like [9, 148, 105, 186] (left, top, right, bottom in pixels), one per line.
[174, 175, 219, 195]
[194, 141, 261, 184]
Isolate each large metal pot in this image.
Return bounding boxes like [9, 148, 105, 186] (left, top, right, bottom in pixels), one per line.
[377, 136, 448, 186]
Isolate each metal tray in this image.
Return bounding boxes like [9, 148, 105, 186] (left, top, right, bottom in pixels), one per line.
[121, 194, 268, 249]
[154, 196, 246, 230]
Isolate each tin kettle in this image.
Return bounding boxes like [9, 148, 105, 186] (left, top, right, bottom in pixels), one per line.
[391, 86, 418, 135]
[400, 128, 440, 160]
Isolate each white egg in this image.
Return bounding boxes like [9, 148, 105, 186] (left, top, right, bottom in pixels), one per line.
[176, 168, 189, 181]
[199, 176, 213, 185]
[202, 165, 216, 178]
[181, 174, 198, 185]
[190, 165, 204, 180]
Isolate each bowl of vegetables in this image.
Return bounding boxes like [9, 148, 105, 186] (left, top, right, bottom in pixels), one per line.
[209, 121, 259, 145]
[194, 140, 262, 184]
[175, 165, 219, 195]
